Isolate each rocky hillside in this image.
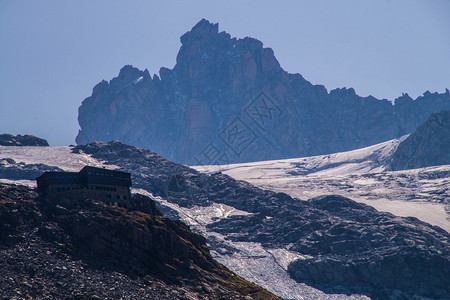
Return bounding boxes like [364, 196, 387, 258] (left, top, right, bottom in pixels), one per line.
[0, 134, 49, 146]
[390, 109, 450, 170]
[0, 183, 278, 299]
[76, 19, 450, 165]
[72, 141, 450, 299]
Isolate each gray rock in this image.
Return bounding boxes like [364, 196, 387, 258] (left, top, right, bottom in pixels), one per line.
[390, 109, 450, 170]
[0, 161, 63, 180]
[76, 19, 450, 165]
[0, 134, 49, 146]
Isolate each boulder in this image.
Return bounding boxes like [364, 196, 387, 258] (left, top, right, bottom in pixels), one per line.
[0, 134, 49, 146]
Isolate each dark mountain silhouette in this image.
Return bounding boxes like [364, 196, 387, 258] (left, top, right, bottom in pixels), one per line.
[76, 19, 450, 164]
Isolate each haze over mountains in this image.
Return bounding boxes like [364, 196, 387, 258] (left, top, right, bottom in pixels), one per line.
[2, 17, 450, 300]
[76, 19, 450, 165]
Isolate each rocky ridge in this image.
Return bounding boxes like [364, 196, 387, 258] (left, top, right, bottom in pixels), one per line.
[72, 141, 450, 299]
[390, 109, 450, 170]
[0, 134, 49, 146]
[76, 19, 450, 164]
[0, 183, 278, 299]
[0, 158, 63, 180]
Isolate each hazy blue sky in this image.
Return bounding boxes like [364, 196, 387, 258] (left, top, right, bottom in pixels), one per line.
[1, 1, 449, 146]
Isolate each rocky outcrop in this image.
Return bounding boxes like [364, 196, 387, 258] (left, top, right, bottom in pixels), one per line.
[76, 19, 450, 164]
[0, 158, 63, 180]
[0, 183, 278, 299]
[0, 134, 49, 146]
[72, 141, 450, 299]
[129, 193, 163, 216]
[390, 109, 450, 170]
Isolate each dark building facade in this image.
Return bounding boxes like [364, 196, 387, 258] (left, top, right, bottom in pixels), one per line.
[36, 166, 132, 207]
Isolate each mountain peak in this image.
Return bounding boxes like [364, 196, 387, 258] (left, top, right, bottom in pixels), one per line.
[180, 19, 219, 44]
[117, 65, 142, 79]
[394, 93, 414, 105]
[77, 21, 450, 164]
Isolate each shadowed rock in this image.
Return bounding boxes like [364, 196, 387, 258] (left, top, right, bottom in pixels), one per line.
[390, 109, 450, 170]
[76, 19, 450, 164]
[0, 134, 49, 146]
[0, 183, 279, 299]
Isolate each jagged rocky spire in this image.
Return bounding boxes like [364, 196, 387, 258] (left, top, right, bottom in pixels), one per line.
[76, 19, 450, 164]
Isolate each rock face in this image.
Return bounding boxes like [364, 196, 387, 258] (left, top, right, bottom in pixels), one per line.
[129, 193, 163, 216]
[390, 109, 450, 170]
[0, 183, 278, 299]
[287, 195, 450, 298]
[72, 141, 450, 299]
[0, 134, 49, 146]
[76, 19, 450, 165]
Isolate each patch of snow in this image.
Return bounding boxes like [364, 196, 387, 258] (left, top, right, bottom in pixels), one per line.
[354, 178, 378, 185]
[266, 248, 310, 270]
[132, 188, 252, 226]
[183, 203, 253, 225]
[212, 238, 369, 300]
[0, 178, 36, 188]
[195, 136, 407, 177]
[134, 76, 143, 84]
[0, 146, 118, 172]
[355, 198, 449, 231]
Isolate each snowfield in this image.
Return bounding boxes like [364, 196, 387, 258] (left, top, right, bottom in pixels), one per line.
[1, 142, 448, 299]
[194, 137, 450, 233]
[0, 146, 116, 172]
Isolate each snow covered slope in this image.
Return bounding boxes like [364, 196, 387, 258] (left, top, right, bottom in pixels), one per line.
[194, 137, 450, 233]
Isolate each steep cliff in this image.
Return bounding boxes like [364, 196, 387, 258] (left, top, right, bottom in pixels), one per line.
[76, 19, 450, 164]
[390, 109, 450, 170]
